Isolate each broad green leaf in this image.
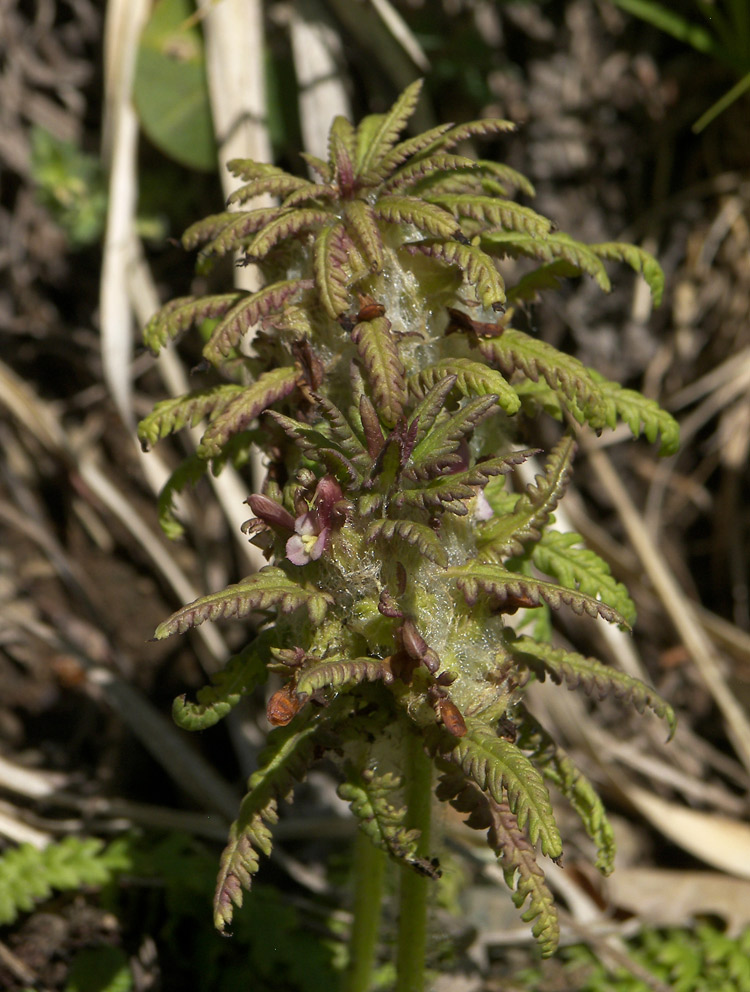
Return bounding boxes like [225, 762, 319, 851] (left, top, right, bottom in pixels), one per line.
[134, 0, 216, 171]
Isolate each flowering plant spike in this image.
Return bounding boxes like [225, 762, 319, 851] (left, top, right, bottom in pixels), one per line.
[141, 80, 677, 961]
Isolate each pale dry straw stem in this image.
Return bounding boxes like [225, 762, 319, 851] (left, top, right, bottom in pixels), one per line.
[288, 0, 351, 161]
[0, 358, 228, 669]
[100, 0, 150, 428]
[128, 240, 267, 573]
[326, 0, 433, 130]
[587, 445, 750, 776]
[201, 0, 273, 502]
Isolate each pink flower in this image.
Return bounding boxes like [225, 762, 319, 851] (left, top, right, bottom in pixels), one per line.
[284, 475, 344, 566]
[286, 513, 330, 566]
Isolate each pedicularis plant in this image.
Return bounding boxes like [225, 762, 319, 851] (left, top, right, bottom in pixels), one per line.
[139, 81, 678, 989]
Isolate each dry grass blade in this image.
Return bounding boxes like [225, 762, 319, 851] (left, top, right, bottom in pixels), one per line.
[100, 0, 150, 426]
[587, 445, 750, 775]
[289, 0, 351, 160]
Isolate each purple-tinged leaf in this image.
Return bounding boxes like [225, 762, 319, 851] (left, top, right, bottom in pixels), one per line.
[143, 293, 243, 354]
[203, 279, 313, 364]
[352, 316, 407, 428]
[154, 565, 334, 638]
[197, 367, 298, 458]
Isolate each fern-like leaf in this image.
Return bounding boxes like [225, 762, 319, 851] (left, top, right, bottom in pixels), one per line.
[343, 199, 384, 272]
[479, 434, 577, 559]
[0, 836, 130, 926]
[214, 718, 318, 931]
[351, 316, 407, 427]
[203, 279, 313, 363]
[188, 208, 282, 256]
[374, 195, 459, 240]
[517, 713, 616, 875]
[173, 633, 272, 730]
[479, 330, 604, 426]
[355, 78, 424, 174]
[482, 230, 611, 291]
[435, 769, 559, 956]
[153, 566, 333, 638]
[406, 240, 506, 308]
[409, 394, 498, 477]
[587, 369, 680, 456]
[338, 769, 425, 868]
[448, 562, 627, 625]
[383, 152, 478, 193]
[314, 396, 370, 463]
[245, 208, 331, 260]
[143, 293, 244, 354]
[196, 367, 298, 458]
[590, 242, 665, 306]
[429, 194, 552, 239]
[375, 122, 455, 176]
[137, 384, 245, 450]
[366, 518, 448, 565]
[448, 721, 562, 857]
[314, 221, 355, 318]
[408, 358, 519, 415]
[531, 529, 637, 628]
[509, 636, 676, 738]
[296, 656, 394, 697]
[407, 375, 458, 448]
[227, 159, 291, 182]
[425, 118, 516, 154]
[156, 452, 209, 540]
[226, 173, 309, 207]
[488, 798, 560, 955]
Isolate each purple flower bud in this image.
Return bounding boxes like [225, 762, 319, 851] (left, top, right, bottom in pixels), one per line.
[246, 493, 296, 532]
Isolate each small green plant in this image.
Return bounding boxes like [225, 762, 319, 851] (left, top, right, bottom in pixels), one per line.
[139, 80, 678, 989]
[516, 923, 750, 991]
[31, 128, 108, 247]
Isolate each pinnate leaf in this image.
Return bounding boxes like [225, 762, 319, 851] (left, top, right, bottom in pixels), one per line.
[173, 634, 271, 730]
[296, 656, 394, 697]
[203, 279, 313, 363]
[343, 199, 384, 272]
[197, 366, 298, 458]
[591, 241, 665, 306]
[374, 195, 459, 239]
[518, 714, 616, 875]
[430, 194, 552, 238]
[531, 529, 637, 627]
[408, 358, 519, 415]
[448, 562, 627, 624]
[510, 636, 676, 738]
[587, 369, 680, 455]
[406, 239, 506, 308]
[137, 384, 245, 450]
[245, 208, 331, 259]
[351, 316, 407, 428]
[338, 769, 423, 867]
[214, 719, 318, 931]
[314, 221, 355, 318]
[487, 798, 561, 956]
[356, 78, 423, 173]
[154, 566, 333, 638]
[449, 721, 562, 857]
[366, 517, 448, 565]
[482, 230, 610, 291]
[409, 394, 497, 477]
[143, 293, 243, 354]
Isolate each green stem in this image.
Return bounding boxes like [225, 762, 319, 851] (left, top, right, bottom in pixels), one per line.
[395, 733, 433, 992]
[343, 829, 386, 992]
